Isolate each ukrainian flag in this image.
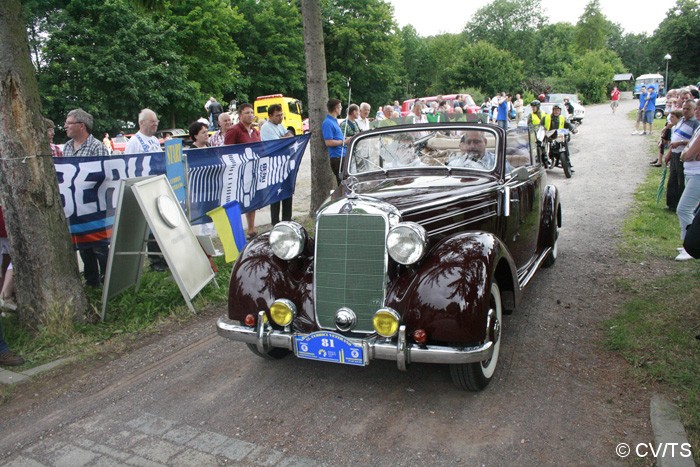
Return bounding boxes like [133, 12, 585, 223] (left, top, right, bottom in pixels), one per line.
[207, 201, 247, 263]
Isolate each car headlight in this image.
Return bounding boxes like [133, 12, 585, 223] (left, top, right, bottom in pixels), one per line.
[386, 222, 427, 265]
[373, 308, 400, 337]
[269, 221, 306, 260]
[269, 299, 296, 327]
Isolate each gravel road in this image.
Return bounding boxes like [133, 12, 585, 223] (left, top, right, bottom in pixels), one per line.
[0, 100, 657, 466]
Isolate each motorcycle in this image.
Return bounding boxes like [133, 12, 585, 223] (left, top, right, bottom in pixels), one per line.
[543, 128, 573, 178]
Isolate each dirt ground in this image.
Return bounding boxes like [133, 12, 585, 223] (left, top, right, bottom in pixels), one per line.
[0, 100, 662, 466]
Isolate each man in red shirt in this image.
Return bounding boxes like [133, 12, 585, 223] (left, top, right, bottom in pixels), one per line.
[610, 86, 621, 114]
[224, 103, 260, 238]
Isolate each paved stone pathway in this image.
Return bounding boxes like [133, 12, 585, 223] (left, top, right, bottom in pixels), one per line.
[7, 411, 322, 466]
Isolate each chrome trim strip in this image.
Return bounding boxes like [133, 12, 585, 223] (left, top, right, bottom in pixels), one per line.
[518, 246, 551, 289]
[427, 212, 498, 237]
[503, 186, 511, 217]
[397, 325, 407, 371]
[400, 183, 500, 215]
[217, 317, 494, 367]
[416, 199, 498, 227]
[255, 310, 268, 354]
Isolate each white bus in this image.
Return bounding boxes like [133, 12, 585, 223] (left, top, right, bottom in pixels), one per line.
[634, 73, 664, 98]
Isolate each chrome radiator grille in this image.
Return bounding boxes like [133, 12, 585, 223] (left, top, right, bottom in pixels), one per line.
[314, 214, 387, 331]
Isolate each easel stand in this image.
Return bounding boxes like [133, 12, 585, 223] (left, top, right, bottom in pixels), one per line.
[101, 176, 217, 320]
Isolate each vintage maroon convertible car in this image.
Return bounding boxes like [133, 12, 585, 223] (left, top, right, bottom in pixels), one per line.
[217, 122, 561, 391]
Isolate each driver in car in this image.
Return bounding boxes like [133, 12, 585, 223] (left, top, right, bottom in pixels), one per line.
[447, 131, 513, 173]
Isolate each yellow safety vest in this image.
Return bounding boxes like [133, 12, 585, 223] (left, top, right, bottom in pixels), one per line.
[530, 111, 545, 125]
[542, 114, 565, 130]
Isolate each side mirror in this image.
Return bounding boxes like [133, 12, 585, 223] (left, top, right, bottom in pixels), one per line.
[509, 166, 529, 182]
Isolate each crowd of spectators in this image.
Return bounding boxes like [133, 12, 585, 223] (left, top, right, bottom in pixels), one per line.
[650, 85, 700, 261]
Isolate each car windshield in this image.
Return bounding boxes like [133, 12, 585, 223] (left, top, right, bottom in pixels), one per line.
[464, 95, 477, 106]
[549, 94, 579, 104]
[520, 104, 568, 120]
[349, 126, 500, 174]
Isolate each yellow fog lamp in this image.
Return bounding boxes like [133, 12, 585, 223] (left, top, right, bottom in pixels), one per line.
[373, 308, 400, 338]
[269, 299, 296, 327]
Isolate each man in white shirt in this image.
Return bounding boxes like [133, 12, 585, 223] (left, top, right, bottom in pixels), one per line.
[124, 109, 161, 154]
[357, 102, 371, 131]
[261, 104, 293, 225]
[124, 109, 168, 271]
[260, 104, 293, 141]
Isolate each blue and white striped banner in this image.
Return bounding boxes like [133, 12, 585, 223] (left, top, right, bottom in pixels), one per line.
[54, 134, 309, 247]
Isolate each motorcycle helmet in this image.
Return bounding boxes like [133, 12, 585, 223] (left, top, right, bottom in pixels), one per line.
[552, 104, 561, 110]
[530, 99, 541, 107]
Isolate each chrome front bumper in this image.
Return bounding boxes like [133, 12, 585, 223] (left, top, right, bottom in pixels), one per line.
[216, 312, 494, 371]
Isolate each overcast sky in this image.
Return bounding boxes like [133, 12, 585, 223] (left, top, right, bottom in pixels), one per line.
[386, 0, 678, 37]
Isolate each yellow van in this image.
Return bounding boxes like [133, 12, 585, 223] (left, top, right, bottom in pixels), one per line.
[254, 94, 304, 135]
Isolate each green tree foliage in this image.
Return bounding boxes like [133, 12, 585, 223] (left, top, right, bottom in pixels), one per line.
[652, 0, 700, 81]
[575, 0, 607, 51]
[445, 41, 525, 96]
[321, 0, 403, 108]
[159, 0, 244, 123]
[36, 0, 245, 134]
[615, 33, 655, 77]
[534, 23, 577, 77]
[420, 33, 463, 96]
[397, 25, 428, 99]
[22, 0, 67, 73]
[38, 0, 195, 134]
[560, 49, 625, 102]
[463, 0, 546, 74]
[234, 0, 306, 102]
[28, 0, 700, 132]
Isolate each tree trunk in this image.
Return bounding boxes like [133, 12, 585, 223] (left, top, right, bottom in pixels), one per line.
[300, 0, 335, 216]
[0, 0, 88, 327]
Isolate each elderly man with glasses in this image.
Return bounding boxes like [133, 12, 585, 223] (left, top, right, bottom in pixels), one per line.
[62, 109, 109, 287]
[62, 108, 108, 157]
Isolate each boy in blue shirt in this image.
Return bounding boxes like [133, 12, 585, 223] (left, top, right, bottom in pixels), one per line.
[632, 86, 647, 135]
[642, 85, 657, 136]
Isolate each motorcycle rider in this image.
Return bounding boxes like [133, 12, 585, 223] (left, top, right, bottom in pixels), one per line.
[542, 104, 577, 171]
[527, 100, 548, 163]
[527, 99, 546, 127]
[542, 104, 577, 133]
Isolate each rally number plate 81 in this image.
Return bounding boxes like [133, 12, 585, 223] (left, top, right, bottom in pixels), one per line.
[294, 331, 367, 366]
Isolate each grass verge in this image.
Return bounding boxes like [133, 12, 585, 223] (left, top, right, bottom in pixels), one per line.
[1, 254, 233, 369]
[607, 122, 700, 460]
[2, 213, 314, 369]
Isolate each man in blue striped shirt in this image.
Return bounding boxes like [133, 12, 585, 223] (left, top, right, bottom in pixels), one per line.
[665, 100, 699, 210]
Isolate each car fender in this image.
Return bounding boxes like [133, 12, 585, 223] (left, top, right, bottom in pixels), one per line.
[227, 233, 317, 332]
[538, 184, 561, 252]
[385, 232, 518, 345]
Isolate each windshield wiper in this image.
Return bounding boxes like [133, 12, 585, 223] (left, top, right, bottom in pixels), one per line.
[359, 156, 387, 174]
[417, 154, 452, 173]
